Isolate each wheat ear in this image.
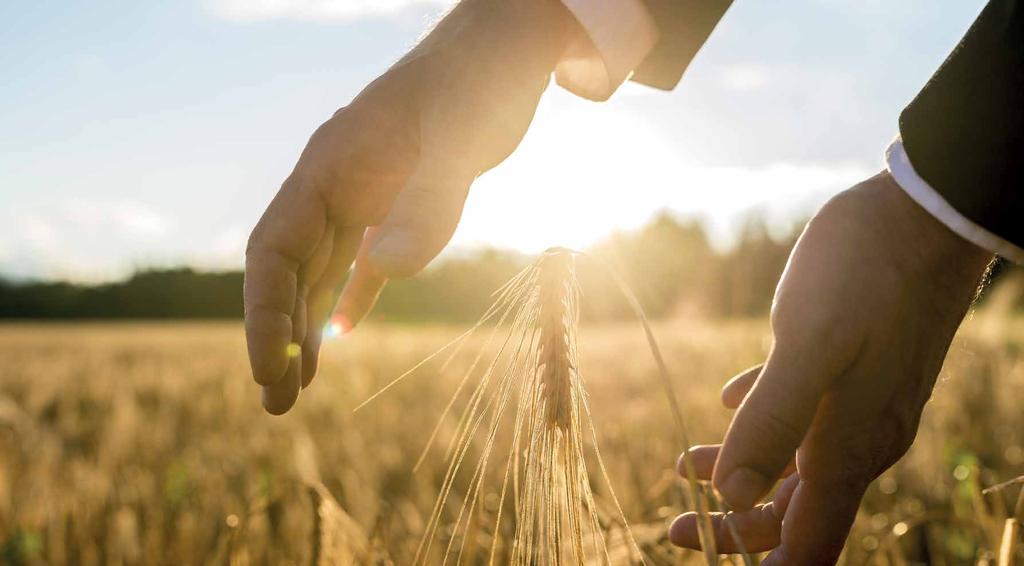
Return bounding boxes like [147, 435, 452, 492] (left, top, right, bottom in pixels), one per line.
[362, 249, 642, 565]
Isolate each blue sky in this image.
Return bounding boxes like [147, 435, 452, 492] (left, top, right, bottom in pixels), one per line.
[0, 0, 985, 281]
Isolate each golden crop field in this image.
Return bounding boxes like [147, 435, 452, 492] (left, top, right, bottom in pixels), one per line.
[1, 308, 1022, 565]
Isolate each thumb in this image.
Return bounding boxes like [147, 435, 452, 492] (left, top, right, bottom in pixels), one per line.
[712, 342, 838, 510]
[368, 157, 475, 277]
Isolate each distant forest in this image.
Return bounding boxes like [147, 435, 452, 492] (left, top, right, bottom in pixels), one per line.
[14, 211, 1010, 322]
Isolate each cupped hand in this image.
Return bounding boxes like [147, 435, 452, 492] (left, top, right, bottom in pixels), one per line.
[243, 0, 577, 414]
[669, 172, 992, 564]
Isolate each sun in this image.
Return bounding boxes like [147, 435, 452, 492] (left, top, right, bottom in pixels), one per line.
[451, 87, 680, 254]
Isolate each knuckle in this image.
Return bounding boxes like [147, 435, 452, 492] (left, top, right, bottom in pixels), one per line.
[245, 222, 275, 256]
[768, 301, 793, 338]
[729, 407, 805, 478]
[770, 297, 836, 347]
[306, 117, 344, 153]
[803, 449, 873, 494]
[284, 169, 332, 206]
[807, 417, 911, 490]
[245, 230, 260, 255]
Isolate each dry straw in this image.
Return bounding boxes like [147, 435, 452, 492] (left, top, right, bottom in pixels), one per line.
[356, 247, 746, 565]
[983, 474, 1024, 566]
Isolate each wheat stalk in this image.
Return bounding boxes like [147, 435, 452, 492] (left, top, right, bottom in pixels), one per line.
[590, 253, 754, 566]
[358, 248, 641, 565]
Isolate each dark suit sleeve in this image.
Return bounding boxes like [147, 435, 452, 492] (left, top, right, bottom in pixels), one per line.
[631, 0, 734, 90]
[899, 0, 1024, 249]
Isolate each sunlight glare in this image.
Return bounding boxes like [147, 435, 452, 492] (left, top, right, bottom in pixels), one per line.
[454, 89, 869, 254]
[322, 314, 352, 340]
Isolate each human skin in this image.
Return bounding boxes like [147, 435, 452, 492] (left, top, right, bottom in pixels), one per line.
[669, 171, 993, 565]
[242, 0, 579, 414]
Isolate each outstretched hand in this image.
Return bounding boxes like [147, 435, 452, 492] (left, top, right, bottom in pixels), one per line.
[243, 0, 577, 414]
[669, 172, 992, 564]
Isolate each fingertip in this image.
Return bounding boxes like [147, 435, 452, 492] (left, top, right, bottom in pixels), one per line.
[678, 445, 719, 480]
[673, 507, 785, 554]
[715, 466, 772, 511]
[335, 296, 372, 332]
[771, 473, 800, 517]
[721, 364, 763, 409]
[262, 357, 301, 415]
[668, 513, 701, 548]
[245, 309, 293, 386]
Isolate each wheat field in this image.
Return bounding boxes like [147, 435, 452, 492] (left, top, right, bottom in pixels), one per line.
[1, 307, 1022, 564]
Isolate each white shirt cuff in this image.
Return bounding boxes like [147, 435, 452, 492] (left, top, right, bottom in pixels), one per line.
[555, 0, 659, 101]
[885, 136, 1024, 263]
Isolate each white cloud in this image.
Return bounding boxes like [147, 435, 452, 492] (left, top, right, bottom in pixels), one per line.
[57, 199, 170, 237]
[198, 226, 248, 268]
[0, 200, 176, 282]
[22, 215, 60, 249]
[207, 0, 453, 22]
[719, 64, 770, 92]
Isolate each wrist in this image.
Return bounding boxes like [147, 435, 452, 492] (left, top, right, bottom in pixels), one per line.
[411, 0, 577, 76]
[470, 0, 579, 58]
[873, 171, 992, 288]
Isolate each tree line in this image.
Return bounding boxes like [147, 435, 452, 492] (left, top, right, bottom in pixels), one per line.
[0, 212, 817, 321]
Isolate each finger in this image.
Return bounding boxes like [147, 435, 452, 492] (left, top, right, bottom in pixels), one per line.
[266, 289, 308, 414]
[245, 176, 328, 386]
[302, 226, 366, 387]
[669, 509, 779, 553]
[680, 445, 795, 482]
[262, 350, 302, 415]
[291, 224, 332, 350]
[760, 476, 865, 566]
[722, 364, 763, 409]
[670, 473, 799, 553]
[336, 227, 389, 330]
[713, 343, 839, 510]
[368, 158, 475, 278]
[678, 445, 719, 481]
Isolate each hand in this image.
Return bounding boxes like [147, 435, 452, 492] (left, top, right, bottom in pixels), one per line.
[669, 171, 992, 564]
[243, 0, 578, 414]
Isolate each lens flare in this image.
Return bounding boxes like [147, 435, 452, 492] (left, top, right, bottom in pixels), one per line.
[322, 314, 352, 340]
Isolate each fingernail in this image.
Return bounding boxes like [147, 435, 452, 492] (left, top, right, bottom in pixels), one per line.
[718, 466, 771, 510]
